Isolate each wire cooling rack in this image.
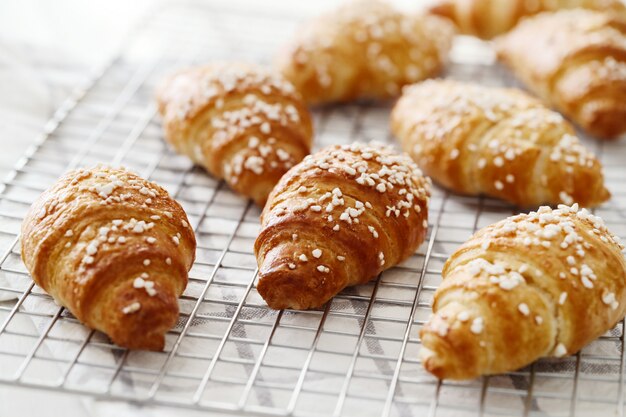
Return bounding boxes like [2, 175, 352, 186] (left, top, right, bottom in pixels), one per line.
[2, 1, 626, 416]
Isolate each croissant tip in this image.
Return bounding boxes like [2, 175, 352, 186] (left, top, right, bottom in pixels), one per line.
[106, 289, 180, 351]
[111, 331, 166, 351]
[257, 272, 311, 310]
[257, 262, 333, 310]
[580, 100, 626, 140]
[419, 345, 448, 380]
[427, 2, 453, 18]
[419, 322, 480, 381]
[586, 186, 612, 208]
[107, 315, 171, 350]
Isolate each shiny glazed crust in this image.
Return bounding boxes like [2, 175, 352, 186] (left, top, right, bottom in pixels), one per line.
[420, 205, 626, 380]
[496, 10, 626, 139]
[21, 166, 196, 350]
[156, 63, 313, 206]
[275, 0, 455, 105]
[391, 79, 610, 207]
[254, 142, 430, 310]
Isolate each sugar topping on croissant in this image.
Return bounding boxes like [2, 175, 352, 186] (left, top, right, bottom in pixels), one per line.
[263, 142, 431, 231]
[421, 203, 626, 379]
[157, 63, 313, 206]
[275, 0, 455, 104]
[392, 80, 610, 207]
[255, 142, 431, 309]
[455, 204, 625, 350]
[496, 9, 626, 138]
[158, 62, 298, 120]
[21, 165, 196, 350]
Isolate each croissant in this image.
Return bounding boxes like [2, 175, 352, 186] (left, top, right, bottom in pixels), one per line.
[274, 0, 455, 105]
[21, 166, 196, 350]
[428, 0, 626, 39]
[496, 10, 626, 139]
[391, 80, 610, 207]
[421, 204, 626, 380]
[254, 142, 431, 310]
[156, 63, 313, 206]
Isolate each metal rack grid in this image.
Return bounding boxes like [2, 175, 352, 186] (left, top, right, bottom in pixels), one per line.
[1, 1, 626, 416]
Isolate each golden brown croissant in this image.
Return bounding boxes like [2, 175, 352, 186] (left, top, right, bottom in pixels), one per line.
[420, 204, 626, 380]
[429, 0, 626, 39]
[275, 0, 455, 105]
[496, 10, 626, 139]
[156, 63, 313, 206]
[391, 80, 610, 207]
[254, 142, 431, 310]
[21, 166, 196, 350]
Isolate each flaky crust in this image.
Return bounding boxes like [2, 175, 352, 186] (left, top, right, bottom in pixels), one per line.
[156, 63, 313, 206]
[391, 80, 610, 207]
[496, 10, 626, 139]
[21, 166, 196, 350]
[254, 143, 430, 310]
[275, 0, 455, 105]
[420, 204, 626, 380]
[429, 0, 626, 39]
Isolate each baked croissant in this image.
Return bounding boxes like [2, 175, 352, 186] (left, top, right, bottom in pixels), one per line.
[428, 0, 626, 39]
[254, 142, 431, 310]
[21, 166, 196, 350]
[496, 10, 626, 139]
[391, 80, 610, 207]
[421, 204, 626, 380]
[275, 0, 455, 105]
[156, 63, 313, 206]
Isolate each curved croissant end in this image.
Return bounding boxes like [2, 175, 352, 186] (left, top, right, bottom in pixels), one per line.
[275, 0, 455, 105]
[391, 79, 610, 207]
[157, 62, 313, 206]
[496, 10, 626, 139]
[255, 142, 430, 310]
[21, 166, 196, 350]
[420, 205, 626, 380]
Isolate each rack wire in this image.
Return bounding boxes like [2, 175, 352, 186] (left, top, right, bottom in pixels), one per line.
[1, 1, 626, 416]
